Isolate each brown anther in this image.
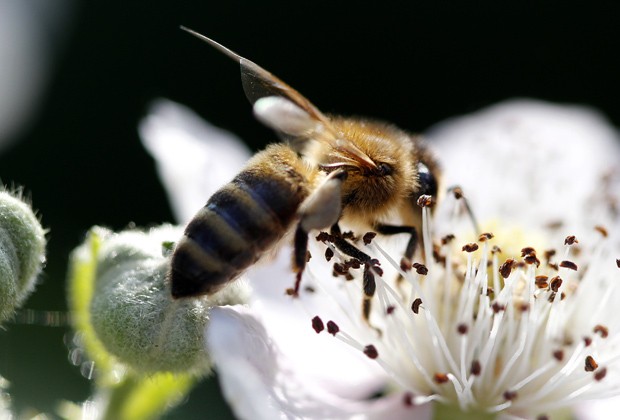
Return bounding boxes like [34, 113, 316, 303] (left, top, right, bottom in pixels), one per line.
[552, 350, 564, 361]
[417, 194, 435, 208]
[362, 232, 376, 245]
[499, 258, 515, 279]
[304, 285, 316, 293]
[285, 288, 297, 296]
[491, 245, 502, 254]
[457, 323, 468, 334]
[548, 262, 559, 271]
[524, 255, 541, 267]
[462, 243, 479, 253]
[564, 235, 578, 245]
[386, 306, 396, 315]
[324, 247, 334, 262]
[503, 390, 517, 401]
[544, 249, 556, 260]
[433, 373, 449, 384]
[451, 186, 464, 199]
[583, 336, 593, 347]
[311, 316, 324, 334]
[363, 344, 379, 359]
[342, 231, 356, 240]
[333, 262, 348, 276]
[550, 276, 563, 293]
[492, 302, 505, 313]
[412, 262, 429, 275]
[326, 321, 340, 336]
[521, 247, 536, 257]
[403, 392, 415, 407]
[560, 260, 578, 271]
[535, 275, 549, 289]
[470, 360, 482, 376]
[411, 298, 423, 314]
[595, 225, 609, 237]
[595, 367, 608, 381]
[441, 234, 455, 245]
[519, 303, 530, 312]
[486, 287, 495, 297]
[316, 231, 331, 243]
[616, 259, 620, 269]
[479, 232, 494, 242]
[594, 325, 609, 338]
[306, 250, 312, 262]
[347, 259, 361, 270]
[400, 258, 412, 272]
[585, 355, 598, 372]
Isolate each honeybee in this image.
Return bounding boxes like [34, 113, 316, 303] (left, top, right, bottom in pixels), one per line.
[170, 28, 440, 321]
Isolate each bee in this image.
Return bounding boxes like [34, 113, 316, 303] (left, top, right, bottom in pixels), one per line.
[170, 28, 440, 321]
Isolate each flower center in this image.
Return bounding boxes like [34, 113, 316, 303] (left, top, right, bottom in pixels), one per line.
[305, 192, 620, 418]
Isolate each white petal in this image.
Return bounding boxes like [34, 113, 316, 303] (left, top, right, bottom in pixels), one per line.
[428, 99, 620, 238]
[206, 305, 433, 420]
[139, 99, 251, 223]
[0, 2, 71, 150]
[246, 246, 388, 400]
[573, 396, 620, 420]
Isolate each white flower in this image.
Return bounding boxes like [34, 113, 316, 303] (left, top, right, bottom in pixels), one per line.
[141, 99, 620, 419]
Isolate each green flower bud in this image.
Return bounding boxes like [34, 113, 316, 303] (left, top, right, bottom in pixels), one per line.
[88, 225, 248, 374]
[0, 191, 46, 323]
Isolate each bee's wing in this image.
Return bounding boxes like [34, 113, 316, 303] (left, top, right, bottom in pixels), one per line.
[181, 27, 377, 169]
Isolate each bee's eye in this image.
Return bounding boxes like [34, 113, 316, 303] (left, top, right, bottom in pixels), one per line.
[417, 162, 437, 197]
[377, 162, 393, 176]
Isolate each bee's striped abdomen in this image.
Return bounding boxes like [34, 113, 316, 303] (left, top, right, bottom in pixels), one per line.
[170, 145, 310, 298]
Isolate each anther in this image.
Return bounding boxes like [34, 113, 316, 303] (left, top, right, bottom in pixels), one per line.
[433, 373, 449, 384]
[585, 355, 598, 372]
[363, 344, 379, 359]
[550, 276, 562, 293]
[594, 325, 609, 339]
[326, 321, 340, 336]
[560, 260, 578, 271]
[564, 235, 578, 245]
[552, 350, 564, 361]
[479, 232, 494, 241]
[470, 360, 482, 376]
[311, 316, 324, 334]
[503, 390, 518, 401]
[412, 262, 428, 275]
[595, 367, 608, 381]
[594, 225, 608, 237]
[411, 298, 422, 314]
[362, 232, 376, 245]
[499, 258, 515, 279]
[462, 243, 479, 253]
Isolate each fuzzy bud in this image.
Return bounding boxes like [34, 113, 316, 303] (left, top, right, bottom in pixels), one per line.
[0, 191, 46, 323]
[84, 225, 248, 374]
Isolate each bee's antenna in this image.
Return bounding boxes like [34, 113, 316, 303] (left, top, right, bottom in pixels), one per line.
[180, 26, 242, 63]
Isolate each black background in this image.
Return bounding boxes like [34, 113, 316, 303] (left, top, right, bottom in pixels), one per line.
[0, 1, 619, 418]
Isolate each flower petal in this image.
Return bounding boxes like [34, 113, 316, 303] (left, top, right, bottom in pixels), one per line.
[428, 99, 620, 237]
[206, 305, 432, 420]
[139, 99, 251, 223]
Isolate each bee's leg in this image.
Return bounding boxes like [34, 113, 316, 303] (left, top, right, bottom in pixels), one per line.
[325, 223, 382, 327]
[290, 170, 347, 296]
[374, 224, 418, 269]
[373, 224, 418, 288]
[290, 224, 309, 296]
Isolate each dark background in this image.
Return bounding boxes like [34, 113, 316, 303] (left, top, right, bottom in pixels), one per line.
[0, 1, 619, 418]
